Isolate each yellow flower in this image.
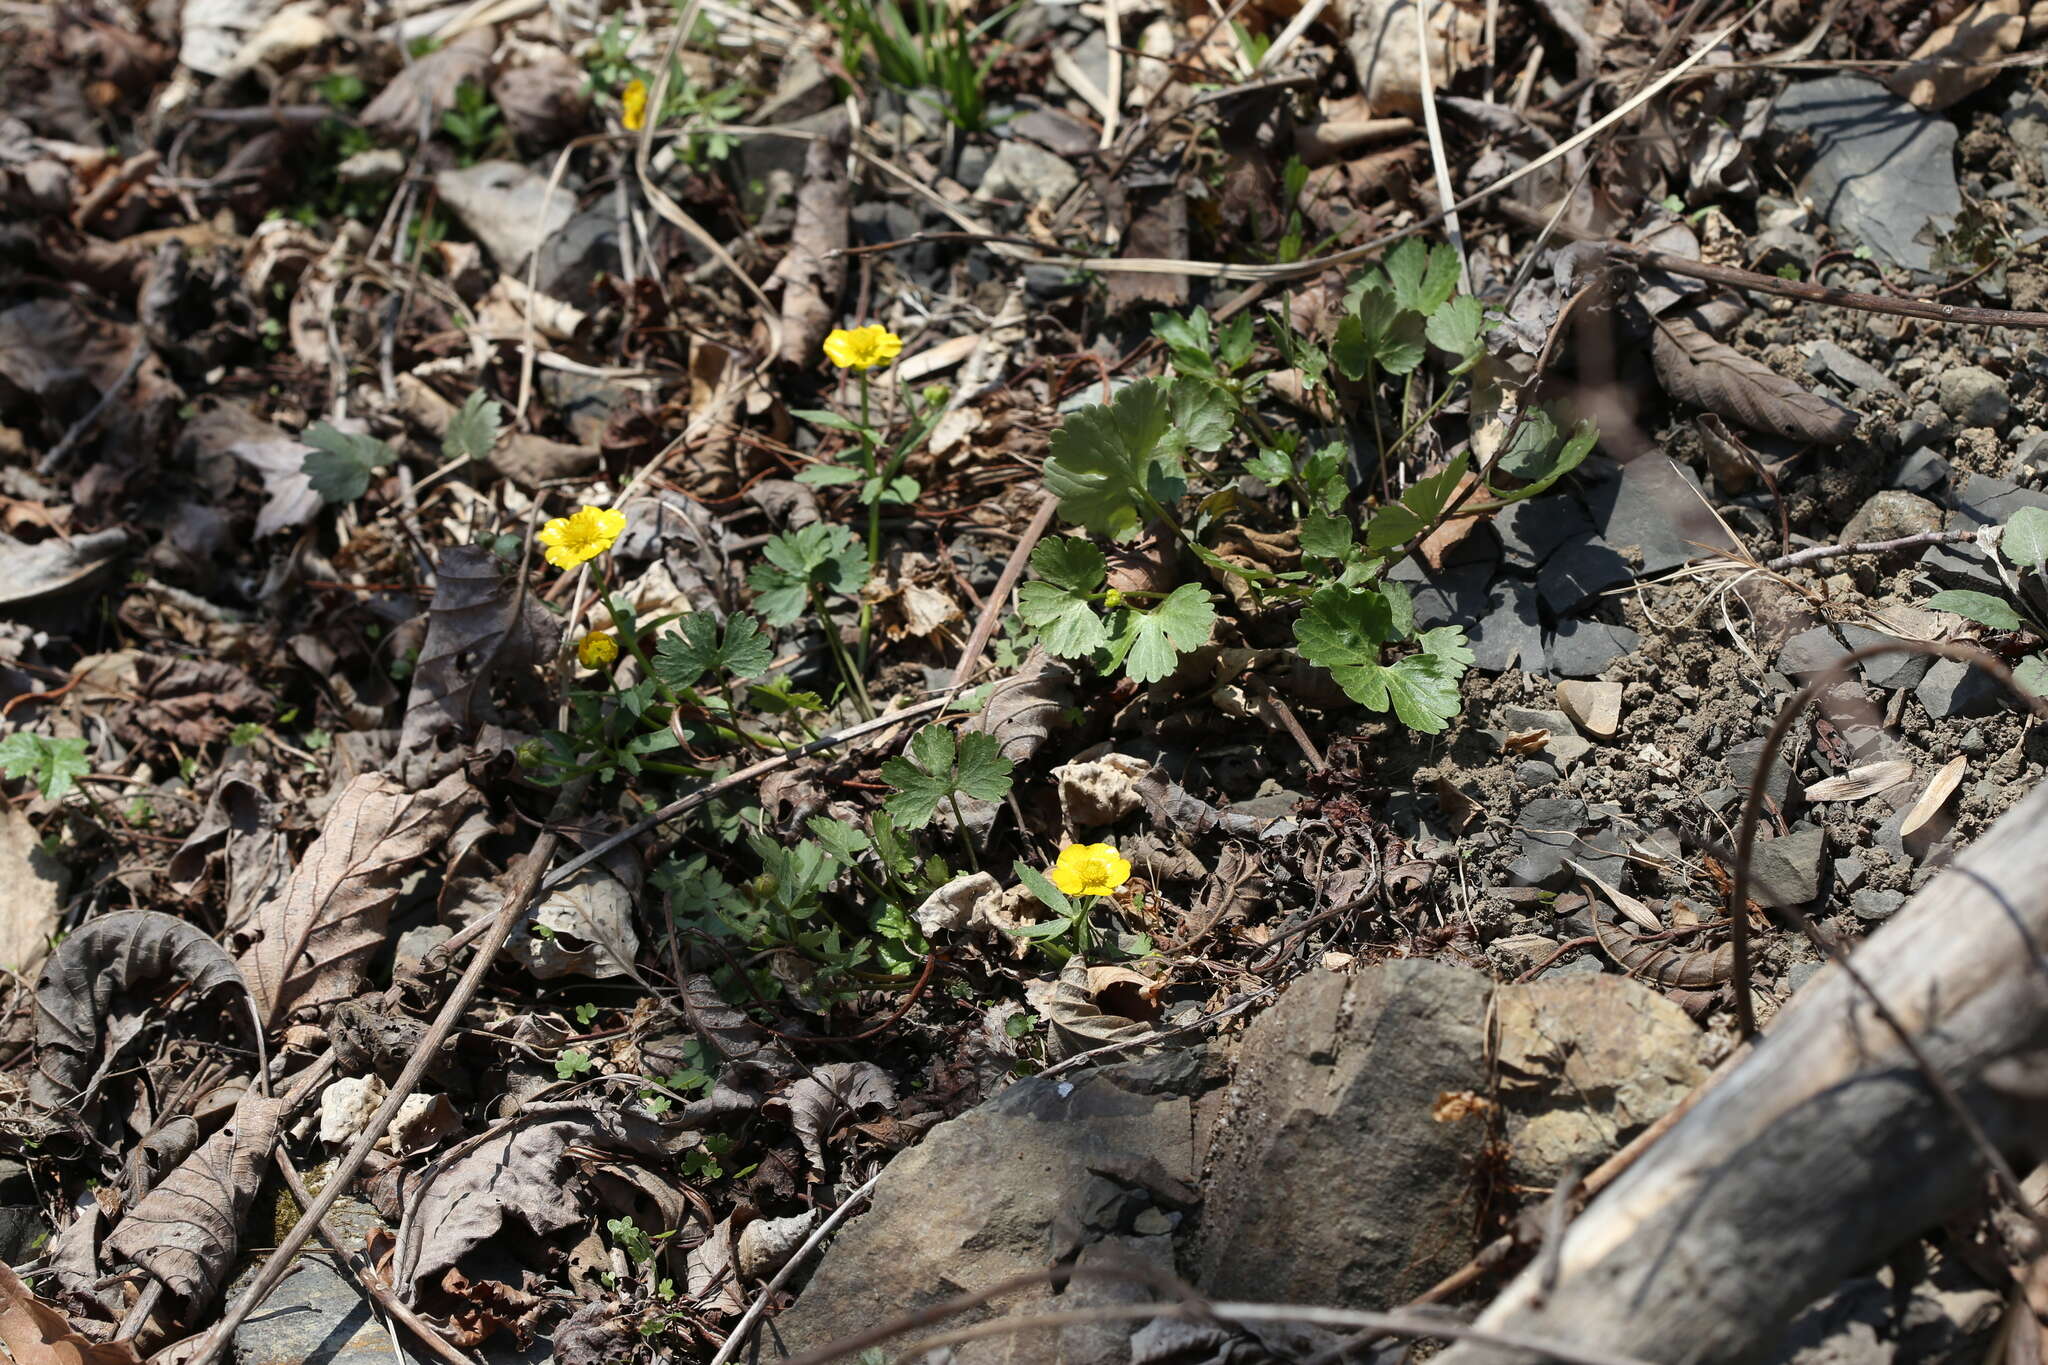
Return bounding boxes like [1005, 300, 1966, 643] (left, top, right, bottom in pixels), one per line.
[621, 78, 648, 132]
[823, 325, 903, 371]
[1048, 843, 1132, 898]
[536, 505, 627, 571]
[577, 632, 619, 668]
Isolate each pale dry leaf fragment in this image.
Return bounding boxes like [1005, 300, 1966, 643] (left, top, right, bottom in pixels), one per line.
[1804, 760, 1916, 803]
[359, 27, 495, 139]
[1025, 959, 1156, 1062]
[774, 1062, 896, 1172]
[319, 1074, 387, 1145]
[0, 1258, 141, 1365]
[770, 132, 848, 366]
[1900, 754, 1968, 838]
[1567, 858, 1660, 933]
[736, 1210, 820, 1281]
[0, 806, 65, 973]
[510, 868, 640, 980]
[1887, 0, 2036, 110]
[105, 1090, 285, 1308]
[32, 910, 247, 1116]
[684, 1215, 745, 1317]
[396, 543, 560, 788]
[239, 770, 480, 1025]
[1650, 317, 1859, 445]
[1329, 0, 1485, 115]
[913, 871, 1000, 936]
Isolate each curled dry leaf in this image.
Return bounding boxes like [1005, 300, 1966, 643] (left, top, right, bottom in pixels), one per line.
[239, 771, 481, 1026]
[1650, 317, 1859, 446]
[104, 1090, 285, 1308]
[397, 544, 562, 788]
[1567, 858, 1660, 933]
[771, 1062, 896, 1172]
[1887, 0, 2037, 110]
[0, 1259, 140, 1365]
[32, 910, 247, 1116]
[770, 130, 848, 366]
[737, 1209, 820, 1281]
[1025, 959, 1157, 1062]
[1900, 754, 1969, 839]
[359, 27, 496, 140]
[1803, 760, 1916, 803]
[510, 868, 641, 980]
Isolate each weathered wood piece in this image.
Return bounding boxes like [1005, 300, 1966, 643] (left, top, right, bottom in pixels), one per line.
[1437, 780, 2048, 1365]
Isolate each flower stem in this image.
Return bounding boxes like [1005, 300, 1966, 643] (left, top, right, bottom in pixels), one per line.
[948, 791, 980, 872]
[811, 584, 874, 721]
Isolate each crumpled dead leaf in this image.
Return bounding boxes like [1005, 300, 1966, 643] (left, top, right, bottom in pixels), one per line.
[32, 911, 247, 1117]
[736, 1209, 819, 1281]
[509, 868, 641, 980]
[0, 1258, 140, 1365]
[1887, 0, 2044, 110]
[769, 129, 848, 366]
[105, 1090, 284, 1309]
[1025, 959, 1157, 1062]
[121, 656, 274, 751]
[769, 1062, 895, 1172]
[359, 28, 496, 140]
[0, 530, 131, 614]
[177, 402, 319, 538]
[1650, 316, 1859, 446]
[394, 1102, 671, 1301]
[238, 771, 480, 1026]
[168, 763, 289, 934]
[949, 650, 1075, 836]
[1331, 0, 1485, 115]
[396, 543, 560, 788]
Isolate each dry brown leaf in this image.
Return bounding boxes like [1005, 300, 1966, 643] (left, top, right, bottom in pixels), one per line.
[1331, 0, 1485, 115]
[238, 771, 480, 1025]
[769, 131, 848, 366]
[769, 1062, 896, 1172]
[32, 911, 247, 1117]
[1567, 858, 1660, 933]
[105, 1090, 284, 1308]
[359, 28, 496, 140]
[1804, 760, 1916, 803]
[0, 1259, 141, 1365]
[1503, 728, 1551, 755]
[1650, 317, 1859, 446]
[1887, 0, 2040, 110]
[1024, 958, 1156, 1061]
[396, 543, 560, 788]
[1900, 754, 1968, 838]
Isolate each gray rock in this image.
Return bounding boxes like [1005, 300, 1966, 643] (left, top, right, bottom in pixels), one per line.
[1917, 658, 2004, 718]
[1493, 974, 1708, 1186]
[1839, 490, 1944, 551]
[536, 371, 635, 447]
[1391, 558, 1494, 633]
[1852, 888, 1907, 921]
[0, 1207, 43, 1263]
[229, 1202, 394, 1365]
[1009, 107, 1097, 157]
[1770, 76, 1961, 269]
[1920, 540, 2005, 593]
[1546, 619, 1640, 678]
[1936, 366, 2011, 430]
[954, 142, 993, 190]
[775, 1058, 1196, 1360]
[1538, 537, 1632, 614]
[1195, 964, 1491, 1307]
[976, 139, 1080, 208]
[1949, 471, 2048, 528]
[1502, 706, 1592, 768]
[1467, 580, 1546, 673]
[2014, 431, 2048, 475]
[1749, 826, 1827, 907]
[1808, 340, 1903, 400]
[0, 1160, 30, 1204]
[532, 205, 623, 310]
[1726, 737, 1800, 809]
[1510, 797, 1590, 889]
[1891, 448, 1952, 493]
[434, 161, 576, 275]
[391, 923, 452, 978]
[1495, 495, 1594, 571]
[1898, 402, 1956, 451]
[1835, 855, 1868, 893]
[1778, 626, 1851, 679]
[1516, 759, 1560, 788]
[1583, 455, 1741, 574]
[1784, 960, 1824, 993]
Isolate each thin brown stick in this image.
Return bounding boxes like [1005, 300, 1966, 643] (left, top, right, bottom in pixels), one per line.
[937, 490, 1060, 717]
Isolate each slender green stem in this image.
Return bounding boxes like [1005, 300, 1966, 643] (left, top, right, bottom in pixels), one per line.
[1388, 378, 1464, 461]
[1365, 355, 1388, 500]
[812, 584, 874, 721]
[947, 791, 980, 872]
[859, 375, 881, 566]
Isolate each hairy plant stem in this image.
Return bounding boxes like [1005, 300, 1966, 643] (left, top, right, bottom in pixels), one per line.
[947, 791, 980, 872]
[812, 584, 874, 721]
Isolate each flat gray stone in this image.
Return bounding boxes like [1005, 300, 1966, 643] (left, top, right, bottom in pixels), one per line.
[1584, 455, 1742, 574]
[1840, 490, 1944, 548]
[1917, 658, 2003, 719]
[1195, 964, 1491, 1307]
[1502, 706, 1591, 768]
[1726, 737, 1800, 809]
[1937, 366, 2011, 430]
[1538, 537, 1632, 614]
[434, 161, 576, 274]
[1495, 495, 1594, 571]
[1546, 619, 1640, 678]
[1467, 579, 1545, 673]
[1770, 76, 1961, 269]
[1851, 888, 1908, 920]
[1510, 797, 1590, 889]
[1778, 626, 1851, 680]
[1949, 472, 2048, 528]
[1009, 107, 1097, 156]
[1920, 540, 2005, 593]
[1840, 626, 1934, 690]
[1892, 449, 1952, 493]
[1808, 340, 1903, 399]
[976, 139, 1080, 208]
[1390, 558, 1495, 633]
[1749, 826, 1827, 907]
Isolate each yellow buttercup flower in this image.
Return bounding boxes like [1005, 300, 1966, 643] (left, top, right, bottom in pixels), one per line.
[823, 325, 903, 371]
[621, 78, 648, 132]
[577, 632, 619, 668]
[1048, 843, 1132, 898]
[536, 505, 626, 571]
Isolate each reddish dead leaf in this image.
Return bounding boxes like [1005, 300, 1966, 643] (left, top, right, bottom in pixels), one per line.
[0, 1260, 140, 1365]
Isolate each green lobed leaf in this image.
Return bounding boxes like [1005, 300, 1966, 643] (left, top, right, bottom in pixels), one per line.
[1386, 239, 1461, 316]
[1423, 295, 1487, 360]
[1246, 448, 1294, 486]
[1299, 511, 1354, 562]
[1341, 284, 1427, 378]
[951, 731, 1014, 801]
[1927, 589, 2025, 632]
[1029, 537, 1107, 594]
[1017, 580, 1110, 658]
[1043, 379, 1184, 540]
[1121, 583, 1215, 685]
[880, 727, 957, 829]
[653, 612, 772, 690]
[1494, 417, 1598, 502]
[1169, 376, 1234, 454]
[807, 815, 871, 862]
[301, 423, 394, 502]
[442, 390, 505, 464]
[2015, 654, 2048, 700]
[1293, 584, 1399, 670]
[1217, 312, 1257, 371]
[1364, 455, 1469, 552]
[2003, 506, 2048, 571]
[0, 732, 90, 801]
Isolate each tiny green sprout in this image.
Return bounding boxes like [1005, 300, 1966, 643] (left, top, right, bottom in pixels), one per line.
[573, 1002, 600, 1028]
[229, 721, 267, 747]
[555, 1048, 595, 1080]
